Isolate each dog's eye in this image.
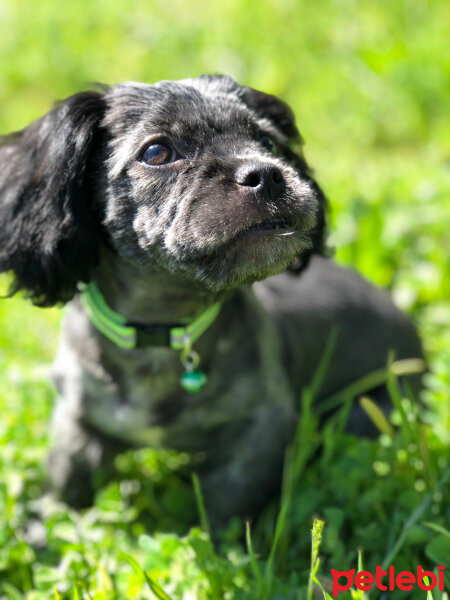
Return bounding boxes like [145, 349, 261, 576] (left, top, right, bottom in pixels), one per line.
[141, 143, 177, 166]
[258, 134, 277, 155]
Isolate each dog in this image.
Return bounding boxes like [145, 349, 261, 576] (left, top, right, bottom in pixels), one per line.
[0, 75, 423, 526]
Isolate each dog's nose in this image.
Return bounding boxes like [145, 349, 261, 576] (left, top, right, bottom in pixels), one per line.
[235, 163, 285, 200]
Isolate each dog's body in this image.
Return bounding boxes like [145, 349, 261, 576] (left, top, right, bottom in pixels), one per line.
[50, 255, 421, 521]
[0, 76, 422, 524]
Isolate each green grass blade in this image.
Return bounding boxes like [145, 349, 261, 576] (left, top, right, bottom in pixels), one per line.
[308, 327, 339, 399]
[356, 549, 369, 600]
[72, 585, 80, 600]
[359, 396, 394, 437]
[386, 351, 414, 443]
[423, 522, 450, 538]
[192, 472, 211, 538]
[246, 521, 264, 593]
[357, 547, 363, 573]
[264, 500, 290, 596]
[1, 584, 25, 600]
[316, 358, 426, 417]
[120, 552, 172, 600]
[311, 574, 334, 600]
[264, 333, 336, 595]
[423, 576, 435, 600]
[382, 467, 450, 569]
[308, 519, 325, 600]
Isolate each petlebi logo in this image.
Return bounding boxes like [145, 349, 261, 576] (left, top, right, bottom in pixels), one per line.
[330, 564, 446, 597]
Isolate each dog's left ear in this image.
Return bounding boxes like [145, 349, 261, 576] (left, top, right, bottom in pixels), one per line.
[0, 91, 106, 306]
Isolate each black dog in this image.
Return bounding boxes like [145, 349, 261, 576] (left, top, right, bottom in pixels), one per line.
[0, 76, 422, 525]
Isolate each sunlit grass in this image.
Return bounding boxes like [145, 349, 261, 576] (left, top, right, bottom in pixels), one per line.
[0, 0, 448, 597]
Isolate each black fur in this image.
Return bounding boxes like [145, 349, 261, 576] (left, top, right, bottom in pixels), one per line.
[0, 76, 325, 306]
[0, 91, 106, 306]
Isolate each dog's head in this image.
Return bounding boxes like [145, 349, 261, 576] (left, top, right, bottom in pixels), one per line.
[0, 75, 326, 306]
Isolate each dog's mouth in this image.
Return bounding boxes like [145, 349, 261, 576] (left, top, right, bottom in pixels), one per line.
[237, 218, 295, 238]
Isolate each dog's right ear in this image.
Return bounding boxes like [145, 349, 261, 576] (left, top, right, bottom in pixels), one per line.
[0, 91, 106, 306]
[238, 85, 329, 274]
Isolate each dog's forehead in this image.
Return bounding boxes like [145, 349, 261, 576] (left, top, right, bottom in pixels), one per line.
[103, 79, 255, 139]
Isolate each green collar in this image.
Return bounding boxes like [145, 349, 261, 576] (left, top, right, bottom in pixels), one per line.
[79, 280, 221, 351]
[79, 281, 222, 393]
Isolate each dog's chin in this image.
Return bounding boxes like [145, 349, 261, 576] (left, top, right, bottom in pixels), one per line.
[186, 228, 315, 292]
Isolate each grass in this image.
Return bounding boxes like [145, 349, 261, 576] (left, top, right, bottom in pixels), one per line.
[0, 0, 449, 598]
[0, 303, 448, 599]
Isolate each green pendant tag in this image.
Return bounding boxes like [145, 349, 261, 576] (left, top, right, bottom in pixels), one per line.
[180, 370, 207, 393]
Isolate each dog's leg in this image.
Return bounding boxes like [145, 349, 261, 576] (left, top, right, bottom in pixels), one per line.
[47, 402, 128, 508]
[48, 420, 99, 508]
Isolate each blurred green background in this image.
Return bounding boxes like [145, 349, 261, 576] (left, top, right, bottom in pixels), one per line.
[0, 0, 449, 597]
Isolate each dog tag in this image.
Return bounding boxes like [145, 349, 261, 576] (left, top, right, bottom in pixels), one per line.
[180, 369, 207, 393]
[180, 347, 207, 393]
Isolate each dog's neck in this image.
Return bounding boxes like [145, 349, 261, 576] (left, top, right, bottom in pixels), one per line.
[92, 248, 226, 325]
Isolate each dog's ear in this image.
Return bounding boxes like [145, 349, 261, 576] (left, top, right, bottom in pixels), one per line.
[239, 85, 328, 273]
[0, 91, 106, 306]
[238, 86, 302, 144]
[238, 85, 314, 179]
